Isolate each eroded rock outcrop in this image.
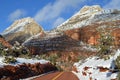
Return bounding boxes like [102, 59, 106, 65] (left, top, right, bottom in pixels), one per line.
[0, 62, 57, 80]
[0, 35, 12, 48]
[64, 20, 120, 46]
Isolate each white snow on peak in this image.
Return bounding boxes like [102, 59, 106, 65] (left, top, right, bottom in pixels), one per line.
[80, 5, 102, 14]
[52, 5, 120, 32]
[52, 5, 102, 32]
[2, 17, 35, 35]
[73, 50, 120, 80]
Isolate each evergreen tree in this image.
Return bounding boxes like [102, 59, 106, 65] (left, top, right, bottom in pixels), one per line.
[97, 26, 114, 57]
[0, 43, 3, 55]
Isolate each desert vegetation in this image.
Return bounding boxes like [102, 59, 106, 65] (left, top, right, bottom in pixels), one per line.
[0, 42, 58, 80]
[0, 42, 31, 64]
[96, 26, 114, 58]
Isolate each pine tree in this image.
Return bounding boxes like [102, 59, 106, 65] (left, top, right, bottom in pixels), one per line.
[97, 26, 114, 57]
[0, 43, 4, 55]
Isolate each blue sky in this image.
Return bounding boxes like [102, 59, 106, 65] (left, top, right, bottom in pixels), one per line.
[0, 0, 120, 33]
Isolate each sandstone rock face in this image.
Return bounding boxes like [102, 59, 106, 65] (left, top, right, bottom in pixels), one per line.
[64, 25, 98, 45]
[0, 35, 12, 48]
[64, 20, 120, 46]
[64, 28, 81, 41]
[2, 17, 43, 45]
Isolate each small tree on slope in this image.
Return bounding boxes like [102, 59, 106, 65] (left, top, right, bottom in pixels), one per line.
[97, 26, 114, 57]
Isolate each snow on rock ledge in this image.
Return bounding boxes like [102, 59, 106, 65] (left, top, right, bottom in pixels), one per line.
[73, 50, 120, 80]
[0, 57, 49, 67]
[80, 5, 102, 14]
[0, 57, 57, 80]
[16, 58, 49, 64]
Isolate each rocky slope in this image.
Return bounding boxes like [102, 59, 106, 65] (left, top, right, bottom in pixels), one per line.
[51, 5, 120, 46]
[0, 35, 12, 48]
[24, 5, 120, 55]
[73, 50, 120, 80]
[52, 5, 120, 32]
[2, 17, 43, 45]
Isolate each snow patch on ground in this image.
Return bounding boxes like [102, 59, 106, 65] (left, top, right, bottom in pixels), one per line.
[16, 58, 49, 64]
[0, 57, 49, 67]
[73, 50, 120, 80]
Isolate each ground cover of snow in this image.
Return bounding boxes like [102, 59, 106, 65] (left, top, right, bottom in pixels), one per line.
[0, 57, 49, 67]
[73, 50, 120, 80]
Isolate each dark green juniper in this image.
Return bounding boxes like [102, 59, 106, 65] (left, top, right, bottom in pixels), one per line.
[97, 26, 114, 58]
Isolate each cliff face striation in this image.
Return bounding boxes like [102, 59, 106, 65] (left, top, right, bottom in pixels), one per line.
[24, 32, 81, 54]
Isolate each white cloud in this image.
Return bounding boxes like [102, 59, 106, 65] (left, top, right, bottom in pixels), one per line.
[104, 0, 120, 9]
[34, 0, 86, 23]
[53, 17, 65, 28]
[8, 9, 26, 22]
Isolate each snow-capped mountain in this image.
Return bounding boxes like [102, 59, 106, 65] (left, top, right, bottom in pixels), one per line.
[2, 17, 43, 45]
[48, 5, 120, 47]
[24, 5, 120, 54]
[2, 17, 43, 35]
[52, 5, 120, 32]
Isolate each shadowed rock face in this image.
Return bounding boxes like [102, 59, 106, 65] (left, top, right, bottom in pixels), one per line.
[0, 35, 12, 48]
[24, 33, 81, 54]
[2, 17, 43, 45]
[0, 62, 57, 80]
